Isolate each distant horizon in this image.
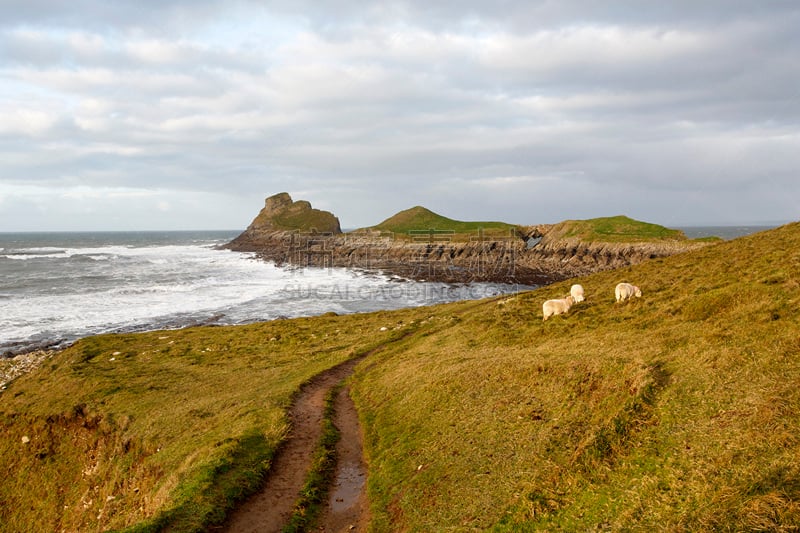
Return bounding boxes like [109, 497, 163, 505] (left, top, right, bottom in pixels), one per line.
[0, 220, 791, 235]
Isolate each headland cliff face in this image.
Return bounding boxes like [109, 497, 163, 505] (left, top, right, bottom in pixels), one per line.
[225, 193, 708, 285]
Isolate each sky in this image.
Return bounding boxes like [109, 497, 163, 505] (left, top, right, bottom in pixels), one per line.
[1, 1, 799, 231]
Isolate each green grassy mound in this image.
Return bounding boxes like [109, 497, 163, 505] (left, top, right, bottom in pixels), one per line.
[549, 215, 689, 242]
[366, 206, 519, 239]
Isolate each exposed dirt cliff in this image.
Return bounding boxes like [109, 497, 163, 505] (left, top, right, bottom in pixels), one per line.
[225, 197, 709, 285]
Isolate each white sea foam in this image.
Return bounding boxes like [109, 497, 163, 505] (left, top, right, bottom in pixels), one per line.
[0, 232, 527, 354]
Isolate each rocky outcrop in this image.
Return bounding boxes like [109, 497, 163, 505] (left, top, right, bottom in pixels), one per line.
[518, 235, 706, 281]
[225, 195, 710, 285]
[226, 193, 341, 250]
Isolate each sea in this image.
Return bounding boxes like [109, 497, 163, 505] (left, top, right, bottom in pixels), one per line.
[0, 230, 530, 356]
[676, 225, 779, 240]
[1, 225, 778, 356]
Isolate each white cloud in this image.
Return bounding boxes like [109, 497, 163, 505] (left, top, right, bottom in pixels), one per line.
[125, 38, 191, 64]
[59, 186, 158, 200]
[479, 25, 708, 74]
[0, 108, 56, 136]
[1, 1, 799, 230]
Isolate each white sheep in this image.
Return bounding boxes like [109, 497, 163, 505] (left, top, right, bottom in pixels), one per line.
[542, 295, 575, 321]
[615, 282, 642, 302]
[570, 284, 585, 303]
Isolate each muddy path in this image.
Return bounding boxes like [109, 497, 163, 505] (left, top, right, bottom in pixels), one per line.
[316, 383, 369, 532]
[218, 351, 375, 532]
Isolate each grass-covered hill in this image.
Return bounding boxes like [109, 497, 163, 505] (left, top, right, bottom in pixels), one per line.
[544, 215, 691, 242]
[2, 222, 799, 531]
[351, 221, 800, 530]
[366, 206, 520, 239]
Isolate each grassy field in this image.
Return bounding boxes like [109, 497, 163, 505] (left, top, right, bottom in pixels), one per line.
[2, 222, 799, 531]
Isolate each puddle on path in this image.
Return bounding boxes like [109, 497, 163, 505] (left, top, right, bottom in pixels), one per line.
[329, 463, 366, 512]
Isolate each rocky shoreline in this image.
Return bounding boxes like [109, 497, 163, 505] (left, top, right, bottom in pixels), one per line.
[227, 229, 704, 285]
[227, 228, 552, 285]
[224, 194, 710, 285]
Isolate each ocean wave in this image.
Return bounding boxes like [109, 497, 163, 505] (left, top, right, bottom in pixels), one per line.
[10, 247, 67, 254]
[0, 234, 528, 356]
[3, 252, 67, 260]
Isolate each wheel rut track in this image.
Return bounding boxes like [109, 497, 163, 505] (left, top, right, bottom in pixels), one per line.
[218, 335, 411, 533]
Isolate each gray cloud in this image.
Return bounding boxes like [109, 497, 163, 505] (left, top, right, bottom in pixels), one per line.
[1, 1, 799, 230]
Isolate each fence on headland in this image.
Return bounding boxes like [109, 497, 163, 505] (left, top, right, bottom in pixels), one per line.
[408, 228, 456, 242]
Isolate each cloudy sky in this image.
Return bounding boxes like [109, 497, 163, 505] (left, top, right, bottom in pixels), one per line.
[1, 1, 799, 231]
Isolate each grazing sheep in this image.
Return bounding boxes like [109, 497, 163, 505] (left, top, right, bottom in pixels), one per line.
[615, 282, 642, 302]
[543, 295, 575, 321]
[570, 284, 585, 303]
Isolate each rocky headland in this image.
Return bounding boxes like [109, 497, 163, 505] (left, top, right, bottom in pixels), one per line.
[225, 193, 711, 285]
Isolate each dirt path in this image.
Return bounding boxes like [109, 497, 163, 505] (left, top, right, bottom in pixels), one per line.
[218, 356, 370, 533]
[317, 384, 370, 532]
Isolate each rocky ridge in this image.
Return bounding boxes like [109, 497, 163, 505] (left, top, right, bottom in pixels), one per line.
[518, 228, 705, 281]
[225, 193, 709, 285]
